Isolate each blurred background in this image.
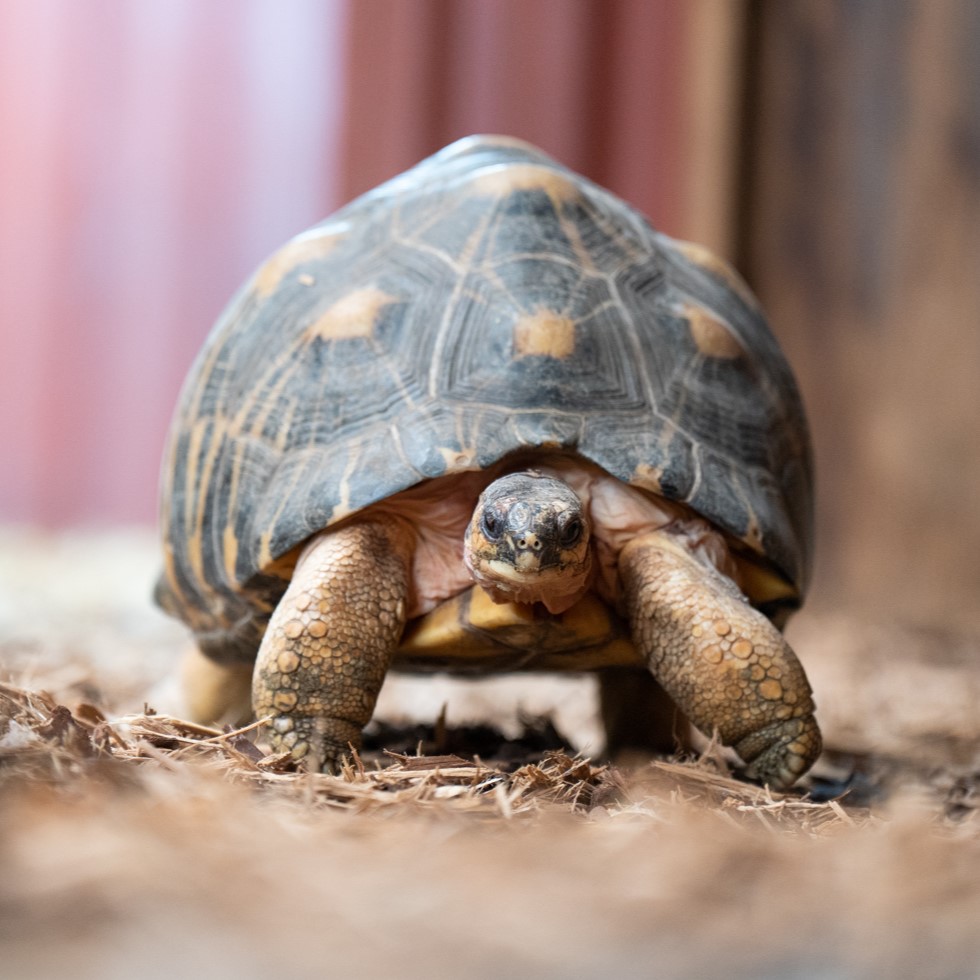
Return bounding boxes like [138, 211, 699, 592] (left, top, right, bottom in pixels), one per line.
[1, 0, 978, 634]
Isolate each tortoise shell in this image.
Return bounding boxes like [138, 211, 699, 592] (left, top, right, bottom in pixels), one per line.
[157, 135, 813, 661]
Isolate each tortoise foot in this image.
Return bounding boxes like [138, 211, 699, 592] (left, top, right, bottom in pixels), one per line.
[737, 715, 822, 791]
[267, 715, 361, 774]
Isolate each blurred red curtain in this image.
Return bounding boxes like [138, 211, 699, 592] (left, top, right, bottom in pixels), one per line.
[338, 0, 742, 250]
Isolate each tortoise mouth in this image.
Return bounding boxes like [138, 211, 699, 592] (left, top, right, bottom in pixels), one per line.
[480, 557, 577, 586]
[465, 553, 592, 615]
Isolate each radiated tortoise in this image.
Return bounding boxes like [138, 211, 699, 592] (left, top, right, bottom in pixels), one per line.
[156, 135, 820, 788]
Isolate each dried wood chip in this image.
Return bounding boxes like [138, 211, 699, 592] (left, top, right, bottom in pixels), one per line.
[382, 752, 477, 771]
[1, 678, 968, 833]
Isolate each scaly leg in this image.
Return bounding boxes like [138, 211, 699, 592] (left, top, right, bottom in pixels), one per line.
[252, 520, 412, 772]
[620, 530, 821, 789]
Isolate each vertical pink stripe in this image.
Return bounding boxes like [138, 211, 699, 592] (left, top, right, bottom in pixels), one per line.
[0, 0, 71, 521]
[0, 0, 349, 525]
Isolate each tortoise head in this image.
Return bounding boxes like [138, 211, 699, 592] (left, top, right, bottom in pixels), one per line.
[463, 471, 592, 614]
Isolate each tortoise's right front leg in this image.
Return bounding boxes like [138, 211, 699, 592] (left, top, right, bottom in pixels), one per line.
[620, 531, 821, 789]
[253, 520, 413, 772]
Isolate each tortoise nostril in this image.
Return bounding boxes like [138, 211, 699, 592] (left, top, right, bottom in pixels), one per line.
[515, 535, 543, 551]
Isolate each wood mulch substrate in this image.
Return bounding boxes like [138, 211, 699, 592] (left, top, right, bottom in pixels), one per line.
[4, 678, 974, 836]
[3, 675, 980, 979]
[3, 534, 979, 976]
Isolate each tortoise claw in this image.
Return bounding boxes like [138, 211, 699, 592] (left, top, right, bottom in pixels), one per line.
[738, 715, 822, 791]
[270, 718, 359, 775]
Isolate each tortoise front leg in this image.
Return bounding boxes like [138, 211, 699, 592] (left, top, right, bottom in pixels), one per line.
[253, 520, 412, 772]
[619, 531, 821, 789]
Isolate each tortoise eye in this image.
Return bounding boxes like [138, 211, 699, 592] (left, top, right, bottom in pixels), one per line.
[559, 516, 583, 548]
[481, 509, 503, 541]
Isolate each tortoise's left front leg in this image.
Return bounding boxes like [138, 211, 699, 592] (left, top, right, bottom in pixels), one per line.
[620, 531, 821, 789]
[253, 520, 413, 772]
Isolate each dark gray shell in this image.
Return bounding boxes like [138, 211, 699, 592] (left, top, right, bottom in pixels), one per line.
[158, 135, 813, 660]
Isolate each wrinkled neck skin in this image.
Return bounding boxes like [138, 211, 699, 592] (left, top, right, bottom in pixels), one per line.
[367, 454, 739, 620]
